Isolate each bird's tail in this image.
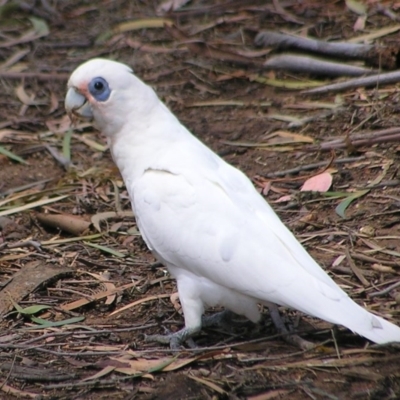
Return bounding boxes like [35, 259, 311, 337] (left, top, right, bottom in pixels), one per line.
[276, 282, 400, 344]
[339, 300, 400, 344]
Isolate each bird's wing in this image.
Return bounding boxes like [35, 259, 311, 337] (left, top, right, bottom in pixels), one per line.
[132, 142, 347, 316]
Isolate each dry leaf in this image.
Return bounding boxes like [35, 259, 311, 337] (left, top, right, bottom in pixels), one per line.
[301, 172, 333, 192]
[264, 130, 314, 144]
[36, 213, 91, 236]
[274, 195, 292, 203]
[346, 0, 367, 15]
[353, 15, 367, 31]
[157, 0, 190, 14]
[15, 85, 47, 106]
[170, 292, 182, 314]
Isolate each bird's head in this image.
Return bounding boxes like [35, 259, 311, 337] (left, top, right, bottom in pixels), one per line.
[65, 58, 154, 137]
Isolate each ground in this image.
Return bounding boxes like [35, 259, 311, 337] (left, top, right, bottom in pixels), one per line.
[1, 0, 400, 399]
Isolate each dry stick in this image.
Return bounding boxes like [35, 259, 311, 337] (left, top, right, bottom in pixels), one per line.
[263, 156, 365, 178]
[17, 324, 158, 346]
[369, 281, 400, 298]
[0, 71, 69, 81]
[319, 127, 400, 147]
[304, 128, 400, 152]
[264, 54, 377, 77]
[345, 248, 369, 287]
[255, 30, 375, 59]
[351, 252, 400, 268]
[317, 133, 400, 151]
[302, 70, 400, 95]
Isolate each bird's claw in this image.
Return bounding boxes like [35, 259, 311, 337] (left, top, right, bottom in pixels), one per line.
[144, 326, 200, 349]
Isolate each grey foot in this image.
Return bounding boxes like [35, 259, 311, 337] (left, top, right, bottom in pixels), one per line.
[144, 326, 199, 349]
[268, 305, 314, 350]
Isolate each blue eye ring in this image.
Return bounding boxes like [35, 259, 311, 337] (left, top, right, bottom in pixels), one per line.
[88, 77, 111, 102]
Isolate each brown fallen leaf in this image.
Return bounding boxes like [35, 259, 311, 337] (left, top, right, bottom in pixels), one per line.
[187, 374, 227, 395]
[15, 84, 47, 106]
[91, 211, 134, 232]
[36, 212, 91, 236]
[85, 271, 117, 305]
[264, 130, 314, 145]
[60, 282, 137, 312]
[0, 261, 72, 316]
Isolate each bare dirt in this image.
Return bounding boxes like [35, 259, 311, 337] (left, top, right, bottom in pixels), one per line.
[2, 1, 400, 399]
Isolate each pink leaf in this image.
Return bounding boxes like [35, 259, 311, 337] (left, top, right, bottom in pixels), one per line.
[301, 172, 333, 193]
[274, 195, 292, 203]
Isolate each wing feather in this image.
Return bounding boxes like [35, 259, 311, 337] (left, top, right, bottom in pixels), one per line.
[132, 159, 348, 317]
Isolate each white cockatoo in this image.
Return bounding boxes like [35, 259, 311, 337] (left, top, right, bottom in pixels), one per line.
[65, 58, 400, 348]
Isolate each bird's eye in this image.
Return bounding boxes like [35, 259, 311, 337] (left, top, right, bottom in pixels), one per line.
[88, 77, 111, 102]
[94, 81, 104, 91]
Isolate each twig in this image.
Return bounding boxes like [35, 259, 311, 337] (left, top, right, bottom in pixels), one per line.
[331, 329, 341, 360]
[351, 252, 400, 267]
[17, 324, 158, 345]
[368, 280, 400, 298]
[264, 54, 377, 77]
[0, 355, 16, 390]
[345, 248, 369, 287]
[0, 71, 69, 81]
[304, 127, 400, 152]
[255, 30, 375, 59]
[302, 70, 400, 95]
[7, 240, 42, 252]
[263, 156, 365, 178]
[316, 127, 400, 146]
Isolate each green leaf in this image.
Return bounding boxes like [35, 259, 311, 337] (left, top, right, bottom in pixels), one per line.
[0, 145, 27, 164]
[8, 296, 25, 313]
[29, 16, 49, 36]
[335, 190, 369, 218]
[30, 316, 85, 327]
[63, 128, 72, 163]
[85, 241, 126, 258]
[19, 305, 52, 315]
[7, 299, 51, 316]
[345, 0, 367, 15]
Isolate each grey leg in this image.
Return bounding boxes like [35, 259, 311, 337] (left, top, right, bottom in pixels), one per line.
[267, 304, 315, 350]
[145, 326, 201, 349]
[145, 310, 235, 349]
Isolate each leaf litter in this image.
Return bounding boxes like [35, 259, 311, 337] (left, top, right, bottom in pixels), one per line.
[1, 0, 400, 399]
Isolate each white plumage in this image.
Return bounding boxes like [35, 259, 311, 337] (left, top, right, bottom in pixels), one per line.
[65, 58, 400, 346]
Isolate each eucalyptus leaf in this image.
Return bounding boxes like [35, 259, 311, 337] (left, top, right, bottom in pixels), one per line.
[335, 190, 369, 218]
[0, 145, 27, 164]
[30, 316, 85, 327]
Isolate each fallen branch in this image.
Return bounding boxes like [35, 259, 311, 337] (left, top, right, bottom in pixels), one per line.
[302, 70, 400, 95]
[369, 281, 400, 298]
[255, 30, 376, 59]
[304, 127, 400, 152]
[0, 71, 69, 81]
[263, 156, 365, 178]
[264, 54, 376, 77]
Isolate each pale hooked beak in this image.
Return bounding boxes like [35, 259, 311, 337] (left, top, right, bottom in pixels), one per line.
[65, 88, 93, 119]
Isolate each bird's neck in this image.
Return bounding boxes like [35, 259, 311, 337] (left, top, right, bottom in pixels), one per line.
[109, 101, 186, 185]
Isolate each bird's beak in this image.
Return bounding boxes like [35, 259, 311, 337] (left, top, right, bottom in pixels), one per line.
[65, 88, 93, 119]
